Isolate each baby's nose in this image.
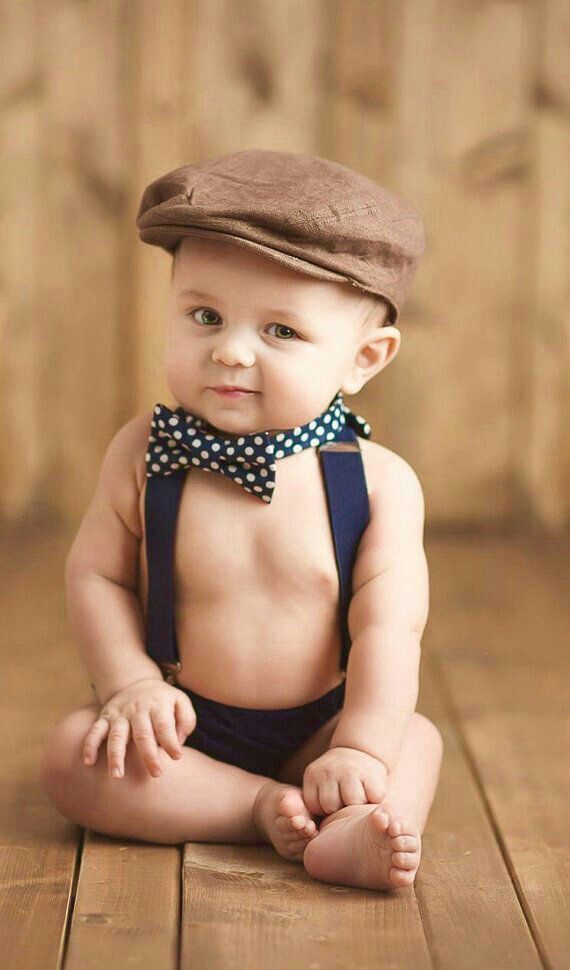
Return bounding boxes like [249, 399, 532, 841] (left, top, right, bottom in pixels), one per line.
[211, 336, 255, 368]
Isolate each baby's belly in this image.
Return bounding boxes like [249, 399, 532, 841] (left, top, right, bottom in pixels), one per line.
[175, 589, 344, 708]
[138, 454, 347, 709]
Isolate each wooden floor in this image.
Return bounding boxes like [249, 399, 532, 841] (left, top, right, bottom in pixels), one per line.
[1, 523, 568, 969]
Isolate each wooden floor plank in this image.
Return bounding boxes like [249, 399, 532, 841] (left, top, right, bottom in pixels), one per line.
[413, 661, 543, 970]
[0, 793, 79, 970]
[64, 831, 180, 970]
[435, 659, 569, 970]
[426, 533, 568, 667]
[426, 533, 569, 969]
[0, 526, 82, 970]
[181, 842, 432, 969]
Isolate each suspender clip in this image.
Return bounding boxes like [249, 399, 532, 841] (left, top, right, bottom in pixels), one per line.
[159, 661, 182, 685]
[319, 441, 360, 452]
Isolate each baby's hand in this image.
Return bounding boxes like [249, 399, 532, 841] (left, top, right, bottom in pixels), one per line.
[81, 678, 197, 780]
[302, 747, 389, 816]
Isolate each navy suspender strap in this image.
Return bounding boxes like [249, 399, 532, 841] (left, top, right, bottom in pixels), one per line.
[144, 470, 185, 683]
[144, 425, 370, 683]
[317, 424, 371, 672]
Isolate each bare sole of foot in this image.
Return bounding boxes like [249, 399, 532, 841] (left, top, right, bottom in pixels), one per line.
[253, 781, 320, 861]
[302, 805, 422, 890]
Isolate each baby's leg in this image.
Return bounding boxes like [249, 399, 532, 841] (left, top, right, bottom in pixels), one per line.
[303, 712, 444, 890]
[39, 704, 308, 847]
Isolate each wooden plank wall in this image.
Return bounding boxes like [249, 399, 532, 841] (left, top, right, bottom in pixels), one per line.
[1, 0, 568, 531]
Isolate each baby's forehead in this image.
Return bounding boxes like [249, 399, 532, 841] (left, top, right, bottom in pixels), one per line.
[171, 236, 387, 334]
[174, 255, 363, 318]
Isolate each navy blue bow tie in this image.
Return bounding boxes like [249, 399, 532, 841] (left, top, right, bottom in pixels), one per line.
[146, 389, 371, 503]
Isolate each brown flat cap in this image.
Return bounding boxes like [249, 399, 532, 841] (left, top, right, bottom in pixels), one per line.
[136, 149, 426, 326]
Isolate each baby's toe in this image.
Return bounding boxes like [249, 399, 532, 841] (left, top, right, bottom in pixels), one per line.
[391, 834, 420, 852]
[275, 815, 297, 833]
[278, 788, 308, 819]
[275, 813, 312, 837]
[368, 806, 390, 835]
[290, 815, 317, 835]
[276, 823, 313, 843]
[387, 817, 418, 839]
[290, 813, 308, 829]
[392, 850, 419, 870]
[387, 818, 403, 838]
[390, 866, 417, 887]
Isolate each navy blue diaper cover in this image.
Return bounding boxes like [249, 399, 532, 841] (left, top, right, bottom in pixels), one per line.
[178, 678, 346, 780]
[143, 422, 370, 779]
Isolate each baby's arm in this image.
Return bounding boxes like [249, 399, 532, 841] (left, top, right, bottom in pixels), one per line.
[64, 413, 163, 706]
[328, 450, 429, 773]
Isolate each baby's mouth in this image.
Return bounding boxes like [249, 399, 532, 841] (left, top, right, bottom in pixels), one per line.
[210, 386, 258, 399]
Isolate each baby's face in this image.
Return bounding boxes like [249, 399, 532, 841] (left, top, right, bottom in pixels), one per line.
[164, 236, 398, 436]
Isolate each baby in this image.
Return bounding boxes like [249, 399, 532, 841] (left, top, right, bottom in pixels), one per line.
[40, 149, 443, 892]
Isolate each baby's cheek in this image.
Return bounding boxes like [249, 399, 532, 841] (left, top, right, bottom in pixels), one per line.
[163, 354, 194, 405]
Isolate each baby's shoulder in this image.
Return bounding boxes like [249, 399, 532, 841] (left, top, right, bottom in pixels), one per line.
[104, 409, 154, 496]
[127, 410, 154, 492]
[359, 438, 424, 511]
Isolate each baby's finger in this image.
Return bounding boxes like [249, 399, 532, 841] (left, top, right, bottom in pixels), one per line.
[129, 711, 163, 777]
[340, 775, 368, 807]
[318, 778, 342, 815]
[82, 716, 110, 765]
[363, 774, 388, 804]
[106, 716, 131, 778]
[150, 707, 183, 760]
[302, 777, 321, 816]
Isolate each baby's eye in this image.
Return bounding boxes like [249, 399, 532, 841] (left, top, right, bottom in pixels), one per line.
[191, 308, 221, 325]
[267, 323, 298, 340]
[189, 309, 298, 340]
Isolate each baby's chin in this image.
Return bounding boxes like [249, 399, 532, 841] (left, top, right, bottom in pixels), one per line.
[172, 398, 285, 439]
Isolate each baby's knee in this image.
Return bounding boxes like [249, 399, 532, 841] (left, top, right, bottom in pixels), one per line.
[413, 711, 444, 755]
[39, 703, 101, 789]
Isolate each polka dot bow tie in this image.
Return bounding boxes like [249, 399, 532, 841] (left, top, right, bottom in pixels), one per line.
[146, 389, 371, 504]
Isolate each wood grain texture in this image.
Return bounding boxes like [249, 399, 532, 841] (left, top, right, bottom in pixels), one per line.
[65, 833, 180, 970]
[520, 0, 570, 531]
[427, 531, 570, 970]
[33, 0, 130, 524]
[132, 0, 187, 415]
[1, 0, 568, 529]
[435, 659, 570, 970]
[415, 664, 543, 970]
[0, 0, 47, 520]
[0, 526, 81, 969]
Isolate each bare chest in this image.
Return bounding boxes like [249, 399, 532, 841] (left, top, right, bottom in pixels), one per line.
[137, 448, 353, 706]
[181, 451, 337, 591]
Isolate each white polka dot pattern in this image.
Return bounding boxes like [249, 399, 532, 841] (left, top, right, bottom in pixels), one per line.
[146, 389, 371, 503]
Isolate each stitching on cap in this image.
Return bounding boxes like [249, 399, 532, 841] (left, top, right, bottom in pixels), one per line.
[286, 200, 380, 227]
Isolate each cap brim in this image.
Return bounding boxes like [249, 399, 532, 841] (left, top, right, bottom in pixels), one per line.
[139, 225, 356, 283]
[139, 224, 399, 325]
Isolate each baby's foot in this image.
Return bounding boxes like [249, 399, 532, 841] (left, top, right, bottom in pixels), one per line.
[303, 805, 422, 891]
[253, 781, 319, 861]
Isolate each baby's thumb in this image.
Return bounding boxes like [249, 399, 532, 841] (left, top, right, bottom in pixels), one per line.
[175, 696, 197, 744]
